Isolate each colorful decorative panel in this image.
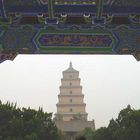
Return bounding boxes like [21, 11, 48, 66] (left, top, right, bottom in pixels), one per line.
[33, 26, 117, 53]
[0, 0, 140, 63]
[0, 26, 37, 53]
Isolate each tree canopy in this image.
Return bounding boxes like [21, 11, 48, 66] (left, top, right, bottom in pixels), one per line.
[0, 101, 140, 140]
[77, 105, 140, 140]
[0, 101, 61, 140]
[93, 105, 140, 140]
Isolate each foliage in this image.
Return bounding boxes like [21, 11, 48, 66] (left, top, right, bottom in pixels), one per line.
[73, 113, 86, 121]
[1, 101, 140, 140]
[76, 136, 87, 140]
[77, 105, 140, 140]
[77, 127, 94, 140]
[54, 114, 63, 121]
[0, 101, 61, 140]
[93, 105, 140, 140]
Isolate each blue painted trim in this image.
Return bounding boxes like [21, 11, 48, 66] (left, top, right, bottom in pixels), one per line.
[7, 5, 140, 16]
[0, 0, 6, 18]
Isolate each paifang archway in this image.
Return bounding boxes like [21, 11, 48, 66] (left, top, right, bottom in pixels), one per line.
[0, 0, 140, 63]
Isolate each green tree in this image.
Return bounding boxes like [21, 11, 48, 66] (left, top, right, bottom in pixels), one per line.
[77, 127, 94, 140]
[93, 105, 140, 140]
[0, 100, 61, 140]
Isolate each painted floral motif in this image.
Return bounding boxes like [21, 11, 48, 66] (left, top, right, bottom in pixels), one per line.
[38, 34, 112, 48]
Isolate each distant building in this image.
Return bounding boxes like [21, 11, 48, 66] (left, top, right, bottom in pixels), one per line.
[55, 62, 95, 140]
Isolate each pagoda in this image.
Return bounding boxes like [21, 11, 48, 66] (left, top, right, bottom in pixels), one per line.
[55, 62, 95, 140]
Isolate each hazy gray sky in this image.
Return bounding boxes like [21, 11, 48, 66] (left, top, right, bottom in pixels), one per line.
[0, 55, 140, 129]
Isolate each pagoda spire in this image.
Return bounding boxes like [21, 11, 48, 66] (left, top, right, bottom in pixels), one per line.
[69, 62, 72, 68]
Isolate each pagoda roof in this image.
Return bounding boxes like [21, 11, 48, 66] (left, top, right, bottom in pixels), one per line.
[63, 62, 78, 73]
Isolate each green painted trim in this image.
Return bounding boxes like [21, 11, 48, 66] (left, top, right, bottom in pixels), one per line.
[0, 17, 12, 25]
[48, 0, 54, 18]
[0, 28, 5, 51]
[34, 26, 117, 53]
[37, 26, 112, 34]
[96, 0, 103, 19]
[38, 47, 113, 52]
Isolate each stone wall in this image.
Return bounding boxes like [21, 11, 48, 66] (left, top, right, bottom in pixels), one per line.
[55, 120, 95, 140]
[55, 120, 95, 132]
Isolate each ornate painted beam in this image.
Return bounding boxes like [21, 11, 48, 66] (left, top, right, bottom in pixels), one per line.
[0, 0, 140, 63]
[96, 0, 103, 19]
[48, 0, 54, 18]
[46, 0, 58, 24]
[0, 0, 6, 18]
